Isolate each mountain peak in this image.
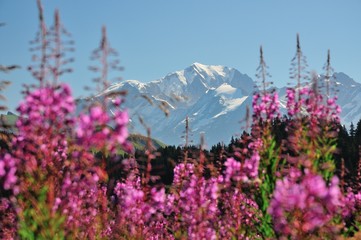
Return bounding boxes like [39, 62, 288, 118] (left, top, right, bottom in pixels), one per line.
[191, 62, 206, 68]
[187, 62, 229, 79]
[334, 72, 358, 87]
[190, 62, 226, 71]
[86, 63, 361, 147]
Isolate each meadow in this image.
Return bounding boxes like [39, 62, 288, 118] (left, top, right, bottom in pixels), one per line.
[1, 1, 361, 239]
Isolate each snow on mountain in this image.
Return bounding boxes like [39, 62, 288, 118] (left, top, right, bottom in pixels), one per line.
[332, 73, 361, 125]
[93, 63, 254, 146]
[86, 63, 361, 147]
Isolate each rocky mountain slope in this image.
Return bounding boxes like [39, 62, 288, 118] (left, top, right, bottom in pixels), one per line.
[92, 63, 361, 147]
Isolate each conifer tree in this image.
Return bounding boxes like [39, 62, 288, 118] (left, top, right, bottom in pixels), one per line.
[355, 119, 361, 145]
[350, 122, 356, 138]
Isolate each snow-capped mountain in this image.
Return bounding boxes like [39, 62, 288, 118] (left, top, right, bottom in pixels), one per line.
[332, 72, 361, 124]
[95, 63, 254, 147]
[90, 63, 361, 147]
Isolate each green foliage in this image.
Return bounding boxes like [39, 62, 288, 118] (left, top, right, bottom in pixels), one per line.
[254, 125, 279, 238]
[18, 186, 65, 240]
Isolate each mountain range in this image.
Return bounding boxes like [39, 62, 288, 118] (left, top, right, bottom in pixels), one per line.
[94, 63, 361, 147]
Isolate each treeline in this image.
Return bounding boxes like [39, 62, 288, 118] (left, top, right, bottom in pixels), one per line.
[109, 117, 361, 189]
[1, 117, 359, 189]
[338, 120, 361, 187]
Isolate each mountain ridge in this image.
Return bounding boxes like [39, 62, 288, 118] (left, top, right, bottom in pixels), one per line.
[92, 63, 360, 147]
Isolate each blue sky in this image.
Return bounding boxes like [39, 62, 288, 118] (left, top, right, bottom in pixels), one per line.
[1, 0, 361, 112]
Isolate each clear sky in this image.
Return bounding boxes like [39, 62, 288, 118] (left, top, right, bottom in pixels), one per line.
[1, 0, 361, 112]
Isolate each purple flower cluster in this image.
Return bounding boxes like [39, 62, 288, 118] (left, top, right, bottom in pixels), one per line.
[342, 189, 361, 219]
[218, 189, 260, 239]
[252, 92, 280, 121]
[269, 169, 344, 237]
[172, 162, 195, 188]
[286, 87, 308, 117]
[169, 163, 219, 239]
[224, 157, 242, 182]
[4, 84, 132, 238]
[355, 192, 361, 208]
[326, 97, 342, 122]
[0, 198, 17, 239]
[113, 173, 172, 239]
[0, 154, 18, 194]
[17, 84, 75, 126]
[14, 84, 75, 174]
[76, 100, 131, 154]
[286, 84, 341, 122]
[224, 153, 260, 184]
[100, 162, 263, 239]
[305, 87, 341, 125]
[56, 171, 101, 238]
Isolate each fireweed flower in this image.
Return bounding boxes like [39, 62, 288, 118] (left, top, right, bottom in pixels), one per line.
[342, 190, 361, 220]
[327, 97, 341, 122]
[304, 74, 341, 136]
[9, 84, 102, 238]
[9, 83, 132, 238]
[169, 163, 219, 239]
[287, 78, 341, 123]
[0, 154, 18, 194]
[76, 99, 130, 154]
[286, 87, 308, 117]
[252, 91, 280, 121]
[341, 189, 357, 218]
[355, 192, 361, 207]
[218, 188, 260, 239]
[16, 84, 75, 129]
[14, 84, 75, 174]
[178, 174, 219, 239]
[0, 198, 17, 239]
[113, 173, 172, 239]
[58, 171, 101, 238]
[224, 157, 242, 182]
[224, 154, 260, 184]
[172, 162, 195, 188]
[268, 170, 344, 237]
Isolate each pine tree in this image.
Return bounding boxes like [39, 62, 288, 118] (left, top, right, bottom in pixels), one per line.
[354, 119, 361, 145]
[350, 122, 356, 138]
